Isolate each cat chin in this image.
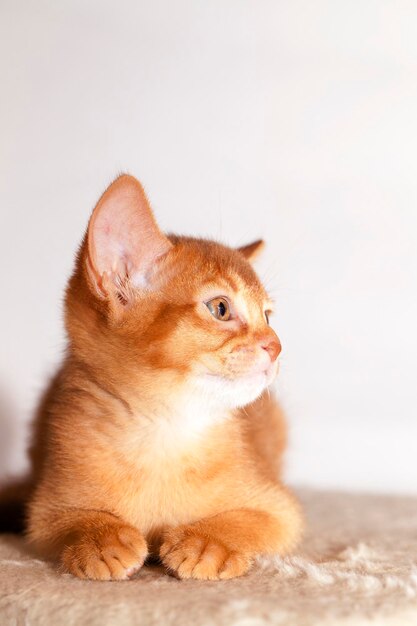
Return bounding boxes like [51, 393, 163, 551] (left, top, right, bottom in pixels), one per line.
[192, 371, 271, 410]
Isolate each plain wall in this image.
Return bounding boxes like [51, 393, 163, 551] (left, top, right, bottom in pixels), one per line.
[1, 0, 416, 493]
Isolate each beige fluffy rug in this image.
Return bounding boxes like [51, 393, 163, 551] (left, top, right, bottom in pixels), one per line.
[1, 490, 417, 625]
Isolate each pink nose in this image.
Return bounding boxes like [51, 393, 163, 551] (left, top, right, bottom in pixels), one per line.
[261, 339, 281, 362]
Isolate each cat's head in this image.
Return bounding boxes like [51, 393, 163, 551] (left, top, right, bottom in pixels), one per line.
[67, 175, 281, 411]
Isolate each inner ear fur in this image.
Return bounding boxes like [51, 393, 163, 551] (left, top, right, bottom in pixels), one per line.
[86, 174, 172, 305]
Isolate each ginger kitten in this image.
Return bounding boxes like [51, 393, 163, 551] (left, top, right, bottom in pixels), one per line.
[16, 175, 303, 580]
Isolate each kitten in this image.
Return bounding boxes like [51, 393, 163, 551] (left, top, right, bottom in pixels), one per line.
[8, 175, 303, 580]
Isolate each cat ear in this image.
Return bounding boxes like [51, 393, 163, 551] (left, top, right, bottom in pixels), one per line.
[237, 239, 265, 262]
[86, 174, 172, 303]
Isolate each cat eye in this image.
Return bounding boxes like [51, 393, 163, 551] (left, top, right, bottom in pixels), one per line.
[265, 310, 272, 325]
[206, 297, 231, 321]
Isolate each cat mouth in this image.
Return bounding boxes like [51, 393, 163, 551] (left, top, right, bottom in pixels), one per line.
[196, 370, 273, 409]
[204, 369, 272, 385]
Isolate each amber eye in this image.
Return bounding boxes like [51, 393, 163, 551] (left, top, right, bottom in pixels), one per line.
[265, 310, 272, 325]
[206, 297, 231, 321]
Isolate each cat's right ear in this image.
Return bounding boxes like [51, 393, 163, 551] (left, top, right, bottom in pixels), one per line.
[86, 174, 173, 305]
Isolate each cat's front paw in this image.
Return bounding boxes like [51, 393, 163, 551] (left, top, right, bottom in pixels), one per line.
[61, 523, 148, 580]
[160, 526, 252, 580]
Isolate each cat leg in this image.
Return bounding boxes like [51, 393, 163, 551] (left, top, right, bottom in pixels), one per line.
[27, 508, 148, 581]
[160, 487, 303, 580]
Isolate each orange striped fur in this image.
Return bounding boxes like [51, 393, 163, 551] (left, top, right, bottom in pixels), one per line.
[24, 175, 303, 580]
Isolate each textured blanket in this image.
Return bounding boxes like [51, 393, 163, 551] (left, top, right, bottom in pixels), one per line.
[1, 490, 416, 625]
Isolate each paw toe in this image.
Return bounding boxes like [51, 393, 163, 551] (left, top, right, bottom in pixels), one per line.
[219, 552, 251, 579]
[62, 524, 147, 581]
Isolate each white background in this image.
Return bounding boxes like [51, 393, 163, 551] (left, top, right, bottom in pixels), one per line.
[1, 1, 416, 493]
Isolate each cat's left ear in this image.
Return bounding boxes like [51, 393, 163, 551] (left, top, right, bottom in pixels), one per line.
[86, 174, 173, 304]
[237, 239, 265, 262]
